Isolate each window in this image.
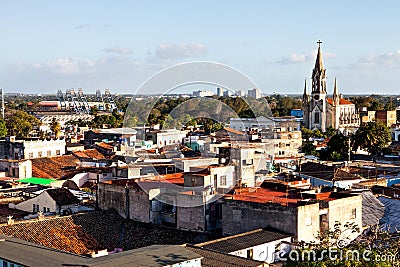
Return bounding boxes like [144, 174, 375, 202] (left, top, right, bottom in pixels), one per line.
[33, 204, 36, 212]
[47, 150, 51, 157]
[220, 175, 227, 186]
[314, 112, 320, 123]
[38, 151, 42, 157]
[28, 152, 33, 158]
[56, 150, 61, 155]
[247, 249, 253, 259]
[351, 208, 357, 219]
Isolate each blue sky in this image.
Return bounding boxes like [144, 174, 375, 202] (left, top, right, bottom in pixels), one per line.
[2, 0, 400, 95]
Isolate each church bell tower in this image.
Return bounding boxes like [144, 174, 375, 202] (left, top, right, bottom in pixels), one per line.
[309, 40, 327, 132]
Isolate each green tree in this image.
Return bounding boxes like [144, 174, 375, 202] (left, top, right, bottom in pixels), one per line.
[284, 222, 399, 267]
[384, 99, 396, 111]
[353, 122, 391, 156]
[325, 127, 337, 138]
[90, 106, 99, 116]
[301, 127, 314, 140]
[50, 118, 61, 138]
[0, 118, 7, 137]
[302, 141, 317, 156]
[327, 133, 349, 161]
[5, 110, 41, 137]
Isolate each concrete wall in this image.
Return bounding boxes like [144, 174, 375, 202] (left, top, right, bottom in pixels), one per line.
[14, 191, 57, 213]
[327, 194, 363, 241]
[98, 183, 156, 223]
[23, 139, 66, 159]
[156, 130, 186, 149]
[98, 183, 127, 218]
[128, 187, 153, 223]
[184, 165, 236, 190]
[176, 193, 219, 232]
[174, 158, 219, 172]
[0, 160, 32, 179]
[296, 203, 321, 243]
[222, 200, 298, 236]
[12, 191, 78, 214]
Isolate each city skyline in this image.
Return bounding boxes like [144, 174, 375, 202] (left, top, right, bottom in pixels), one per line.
[2, 1, 400, 94]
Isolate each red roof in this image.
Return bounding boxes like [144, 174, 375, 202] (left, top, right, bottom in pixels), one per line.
[223, 127, 246, 135]
[96, 142, 113, 150]
[39, 101, 59, 107]
[326, 98, 353, 105]
[225, 187, 336, 206]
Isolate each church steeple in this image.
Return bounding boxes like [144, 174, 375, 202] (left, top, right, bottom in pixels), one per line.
[311, 40, 326, 94]
[302, 79, 309, 104]
[314, 40, 324, 71]
[333, 77, 340, 106]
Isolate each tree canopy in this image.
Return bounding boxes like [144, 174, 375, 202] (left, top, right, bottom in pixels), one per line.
[5, 110, 41, 137]
[0, 118, 7, 137]
[353, 122, 391, 156]
[327, 133, 349, 161]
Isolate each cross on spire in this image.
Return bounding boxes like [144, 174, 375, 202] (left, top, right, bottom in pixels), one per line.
[317, 40, 322, 49]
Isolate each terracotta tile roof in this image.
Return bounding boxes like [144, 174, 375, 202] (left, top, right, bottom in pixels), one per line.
[186, 245, 265, 267]
[96, 142, 113, 150]
[81, 149, 106, 159]
[31, 155, 80, 179]
[73, 149, 107, 160]
[326, 97, 353, 105]
[223, 127, 246, 135]
[0, 210, 218, 255]
[0, 216, 103, 255]
[73, 151, 90, 158]
[45, 188, 80, 206]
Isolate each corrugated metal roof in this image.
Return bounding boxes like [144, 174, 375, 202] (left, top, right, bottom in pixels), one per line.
[196, 229, 291, 253]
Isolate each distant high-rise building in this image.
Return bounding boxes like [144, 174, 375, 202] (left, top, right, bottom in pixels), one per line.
[248, 88, 262, 99]
[235, 90, 246, 97]
[223, 90, 232, 97]
[193, 90, 214, 97]
[216, 87, 224, 97]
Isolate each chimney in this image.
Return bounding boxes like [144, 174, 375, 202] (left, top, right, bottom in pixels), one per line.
[7, 215, 14, 225]
[37, 211, 45, 221]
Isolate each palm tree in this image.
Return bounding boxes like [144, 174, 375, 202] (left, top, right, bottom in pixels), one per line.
[50, 118, 61, 138]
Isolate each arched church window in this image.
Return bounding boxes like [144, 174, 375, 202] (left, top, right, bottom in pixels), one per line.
[314, 112, 320, 123]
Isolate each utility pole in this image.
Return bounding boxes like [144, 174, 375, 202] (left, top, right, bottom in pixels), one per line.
[348, 136, 351, 163]
[0, 89, 4, 119]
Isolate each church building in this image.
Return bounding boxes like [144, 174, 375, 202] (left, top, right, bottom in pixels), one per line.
[302, 41, 360, 132]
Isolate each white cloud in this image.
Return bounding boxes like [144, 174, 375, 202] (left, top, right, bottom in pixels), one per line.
[155, 43, 208, 59]
[7, 56, 158, 93]
[355, 50, 400, 68]
[102, 46, 132, 55]
[276, 50, 336, 64]
[32, 58, 95, 75]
